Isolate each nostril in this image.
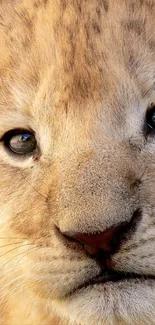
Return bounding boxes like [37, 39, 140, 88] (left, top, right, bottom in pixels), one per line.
[63, 221, 128, 255]
[59, 210, 142, 257]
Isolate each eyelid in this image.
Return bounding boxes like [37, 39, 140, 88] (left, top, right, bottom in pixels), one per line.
[0, 128, 35, 142]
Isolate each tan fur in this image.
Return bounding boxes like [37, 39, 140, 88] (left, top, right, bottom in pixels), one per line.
[1, 0, 155, 324]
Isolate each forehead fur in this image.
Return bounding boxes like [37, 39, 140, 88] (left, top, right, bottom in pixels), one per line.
[0, 0, 155, 122]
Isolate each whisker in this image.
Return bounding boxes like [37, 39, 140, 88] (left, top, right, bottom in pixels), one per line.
[0, 243, 32, 259]
[0, 236, 44, 242]
[0, 278, 39, 314]
[0, 237, 29, 240]
[0, 273, 28, 291]
[15, 246, 40, 268]
[0, 241, 25, 248]
[19, 170, 47, 200]
[0, 247, 38, 270]
[0, 267, 22, 284]
[0, 257, 34, 285]
[0, 280, 30, 301]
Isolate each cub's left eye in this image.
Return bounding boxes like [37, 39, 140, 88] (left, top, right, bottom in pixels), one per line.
[146, 105, 155, 132]
[3, 129, 37, 155]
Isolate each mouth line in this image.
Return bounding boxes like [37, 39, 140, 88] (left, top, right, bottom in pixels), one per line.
[90, 269, 155, 285]
[74, 269, 155, 293]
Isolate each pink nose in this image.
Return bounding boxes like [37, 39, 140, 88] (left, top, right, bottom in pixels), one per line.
[64, 222, 127, 254]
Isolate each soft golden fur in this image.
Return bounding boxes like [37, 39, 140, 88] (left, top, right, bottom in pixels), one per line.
[1, 0, 155, 324]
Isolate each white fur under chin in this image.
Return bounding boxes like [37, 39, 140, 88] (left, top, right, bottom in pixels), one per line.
[51, 280, 155, 325]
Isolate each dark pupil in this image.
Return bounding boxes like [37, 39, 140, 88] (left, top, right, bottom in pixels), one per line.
[147, 109, 155, 129]
[151, 112, 155, 125]
[9, 133, 36, 154]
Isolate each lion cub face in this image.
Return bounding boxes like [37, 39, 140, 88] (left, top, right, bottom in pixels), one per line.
[1, 1, 155, 324]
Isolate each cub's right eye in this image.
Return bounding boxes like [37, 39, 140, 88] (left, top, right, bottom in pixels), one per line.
[2, 129, 37, 155]
[146, 104, 155, 133]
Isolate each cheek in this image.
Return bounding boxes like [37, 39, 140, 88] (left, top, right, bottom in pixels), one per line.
[0, 170, 45, 238]
[0, 160, 61, 242]
[10, 196, 49, 239]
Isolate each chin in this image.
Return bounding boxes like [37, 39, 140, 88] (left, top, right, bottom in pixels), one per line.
[52, 278, 155, 325]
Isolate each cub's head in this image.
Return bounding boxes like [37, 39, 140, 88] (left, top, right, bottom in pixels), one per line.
[1, 1, 155, 324]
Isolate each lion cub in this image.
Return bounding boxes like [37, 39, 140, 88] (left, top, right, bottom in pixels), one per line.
[0, 1, 155, 324]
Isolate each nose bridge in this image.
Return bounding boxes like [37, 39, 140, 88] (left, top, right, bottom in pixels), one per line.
[58, 146, 137, 234]
[65, 146, 133, 195]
